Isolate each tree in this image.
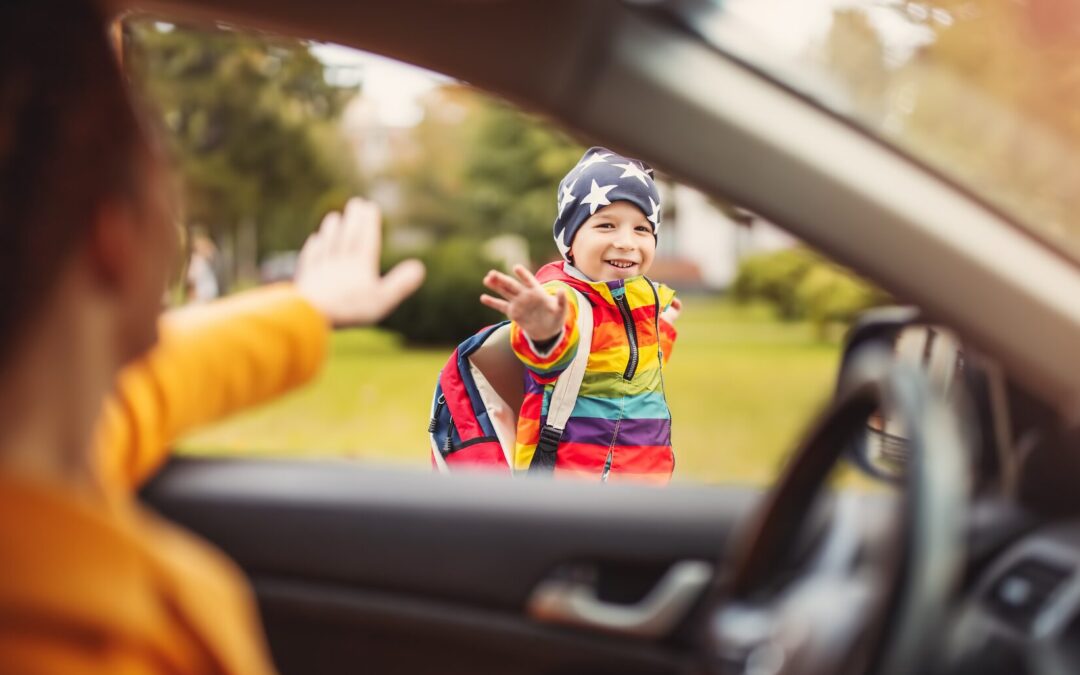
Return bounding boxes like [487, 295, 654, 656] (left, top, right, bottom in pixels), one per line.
[460, 98, 585, 261]
[382, 85, 479, 243]
[125, 19, 362, 284]
[387, 87, 583, 263]
[819, 1, 1080, 252]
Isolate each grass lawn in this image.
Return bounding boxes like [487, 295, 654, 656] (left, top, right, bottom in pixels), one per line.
[178, 297, 842, 485]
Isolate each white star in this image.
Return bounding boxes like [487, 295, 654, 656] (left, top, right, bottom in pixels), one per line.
[581, 180, 616, 214]
[614, 161, 650, 186]
[647, 196, 661, 227]
[558, 178, 578, 215]
[578, 152, 611, 171]
[556, 233, 572, 260]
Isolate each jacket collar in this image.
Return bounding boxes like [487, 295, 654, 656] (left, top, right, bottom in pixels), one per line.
[535, 261, 651, 307]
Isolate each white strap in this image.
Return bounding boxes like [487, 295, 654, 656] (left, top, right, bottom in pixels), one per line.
[546, 288, 592, 431]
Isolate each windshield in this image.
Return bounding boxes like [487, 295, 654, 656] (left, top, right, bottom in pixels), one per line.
[682, 0, 1080, 262]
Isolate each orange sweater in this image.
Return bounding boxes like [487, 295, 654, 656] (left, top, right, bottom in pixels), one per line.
[0, 285, 328, 674]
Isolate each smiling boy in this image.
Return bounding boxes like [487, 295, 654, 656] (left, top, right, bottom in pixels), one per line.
[481, 147, 680, 482]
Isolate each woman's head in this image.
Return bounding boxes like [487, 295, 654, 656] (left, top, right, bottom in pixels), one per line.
[0, 0, 176, 367]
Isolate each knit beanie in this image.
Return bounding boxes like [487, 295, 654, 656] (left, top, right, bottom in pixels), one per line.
[552, 146, 661, 261]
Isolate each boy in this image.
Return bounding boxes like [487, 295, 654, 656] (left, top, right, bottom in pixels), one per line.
[481, 147, 680, 482]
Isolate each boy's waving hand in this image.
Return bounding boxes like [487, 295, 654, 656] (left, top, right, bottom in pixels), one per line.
[481, 265, 568, 342]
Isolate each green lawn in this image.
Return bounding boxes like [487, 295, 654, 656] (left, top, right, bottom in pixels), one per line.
[178, 298, 842, 485]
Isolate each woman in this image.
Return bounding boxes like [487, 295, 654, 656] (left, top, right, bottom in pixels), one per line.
[0, 1, 424, 672]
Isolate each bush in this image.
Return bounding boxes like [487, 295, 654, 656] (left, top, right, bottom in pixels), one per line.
[733, 247, 889, 332]
[380, 238, 504, 345]
[731, 248, 818, 320]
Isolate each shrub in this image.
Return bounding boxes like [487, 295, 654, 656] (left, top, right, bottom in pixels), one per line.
[733, 247, 888, 331]
[380, 238, 504, 345]
[731, 248, 818, 319]
[796, 264, 889, 335]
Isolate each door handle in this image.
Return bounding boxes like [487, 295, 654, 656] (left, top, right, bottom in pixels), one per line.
[526, 560, 713, 638]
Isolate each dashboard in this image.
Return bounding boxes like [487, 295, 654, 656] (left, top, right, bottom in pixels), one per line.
[950, 521, 1080, 675]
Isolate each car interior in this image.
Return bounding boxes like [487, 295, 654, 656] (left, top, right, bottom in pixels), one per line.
[106, 1, 1080, 673]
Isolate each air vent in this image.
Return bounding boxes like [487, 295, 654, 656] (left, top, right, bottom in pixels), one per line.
[986, 558, 1073, 631]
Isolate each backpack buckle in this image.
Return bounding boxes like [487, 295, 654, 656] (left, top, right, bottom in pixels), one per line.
[529, 425, 564, 474]
[537, 425, 563, 454]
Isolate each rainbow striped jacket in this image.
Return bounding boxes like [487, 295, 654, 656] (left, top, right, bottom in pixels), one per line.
[510, 262, 678, 482]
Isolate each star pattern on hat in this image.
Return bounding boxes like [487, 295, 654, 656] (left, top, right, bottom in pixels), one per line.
[556, 232, 572, 258]
[614, 161, 650, 186]
[558, 178, 578, 215]
[578, 152, 611, 172]
[647, 196, 660, 226]
[581, 179, 617, 214]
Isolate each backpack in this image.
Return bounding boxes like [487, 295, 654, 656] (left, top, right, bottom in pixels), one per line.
[429, 288, 593, 474]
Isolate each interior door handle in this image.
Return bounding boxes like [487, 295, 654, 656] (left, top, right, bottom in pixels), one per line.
[526, 560, 713, 638]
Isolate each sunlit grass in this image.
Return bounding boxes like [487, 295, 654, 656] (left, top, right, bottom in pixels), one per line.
[661, 300, 840, 485]
[178, 297, 843, 485]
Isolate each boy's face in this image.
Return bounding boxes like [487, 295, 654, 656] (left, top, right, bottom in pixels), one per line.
[569, 201, 656, 282]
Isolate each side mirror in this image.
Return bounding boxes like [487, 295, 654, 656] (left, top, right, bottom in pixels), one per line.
[838, 307, 964, 482]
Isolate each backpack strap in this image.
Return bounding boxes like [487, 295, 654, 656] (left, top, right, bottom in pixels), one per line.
[529, 287, 593, 473]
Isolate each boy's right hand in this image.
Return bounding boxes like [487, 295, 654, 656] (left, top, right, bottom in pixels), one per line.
[480, 265, 568, 343]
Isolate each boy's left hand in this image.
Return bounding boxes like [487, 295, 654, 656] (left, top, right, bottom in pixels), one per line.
[661, 297, 682, 324]
[480, 265, 568, 342]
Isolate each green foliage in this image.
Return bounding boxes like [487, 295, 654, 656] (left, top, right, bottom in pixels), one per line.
[461, 100, 585, 259]
[381, 92, 582, 343]
[732, 248, 817, 320]
[388, 89, 583, 263]
[733, 248, 888, 332]
[795, 265, 885, 328]
[125, 20, 361, 278]
[379, 238, 503, 345]
[821, 1, 1080, 256]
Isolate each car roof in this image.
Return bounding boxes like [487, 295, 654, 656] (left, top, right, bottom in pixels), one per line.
[113, 0, 1080, 412]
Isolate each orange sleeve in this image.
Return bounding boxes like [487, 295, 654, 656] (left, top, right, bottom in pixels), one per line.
[92, 283, 329, 492]
[656, 283, 677, 367]
[659, 317, 677, 366]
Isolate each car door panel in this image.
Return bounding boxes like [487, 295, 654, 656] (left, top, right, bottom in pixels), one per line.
[141, 457, 761, 674]
[256, 577, 695, 675]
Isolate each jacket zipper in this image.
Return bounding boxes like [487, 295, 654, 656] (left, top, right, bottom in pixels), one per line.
[607, 287, 647, 479]
[601, 400, 626, 483]
[615, 294, 639, 380]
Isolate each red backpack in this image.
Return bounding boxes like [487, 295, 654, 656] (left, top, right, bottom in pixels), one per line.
[428, 288, 592, 474]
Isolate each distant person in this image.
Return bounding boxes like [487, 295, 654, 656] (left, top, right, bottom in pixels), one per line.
[0, 1, 424, 672]
[480, 147, 682, 482]
[185, 230, 220, 302]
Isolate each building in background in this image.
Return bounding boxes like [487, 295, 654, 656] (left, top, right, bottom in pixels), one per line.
[654, 184, 795, 292]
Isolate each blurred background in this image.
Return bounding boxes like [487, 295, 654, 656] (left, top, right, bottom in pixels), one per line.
[123, 17, 889, 484]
